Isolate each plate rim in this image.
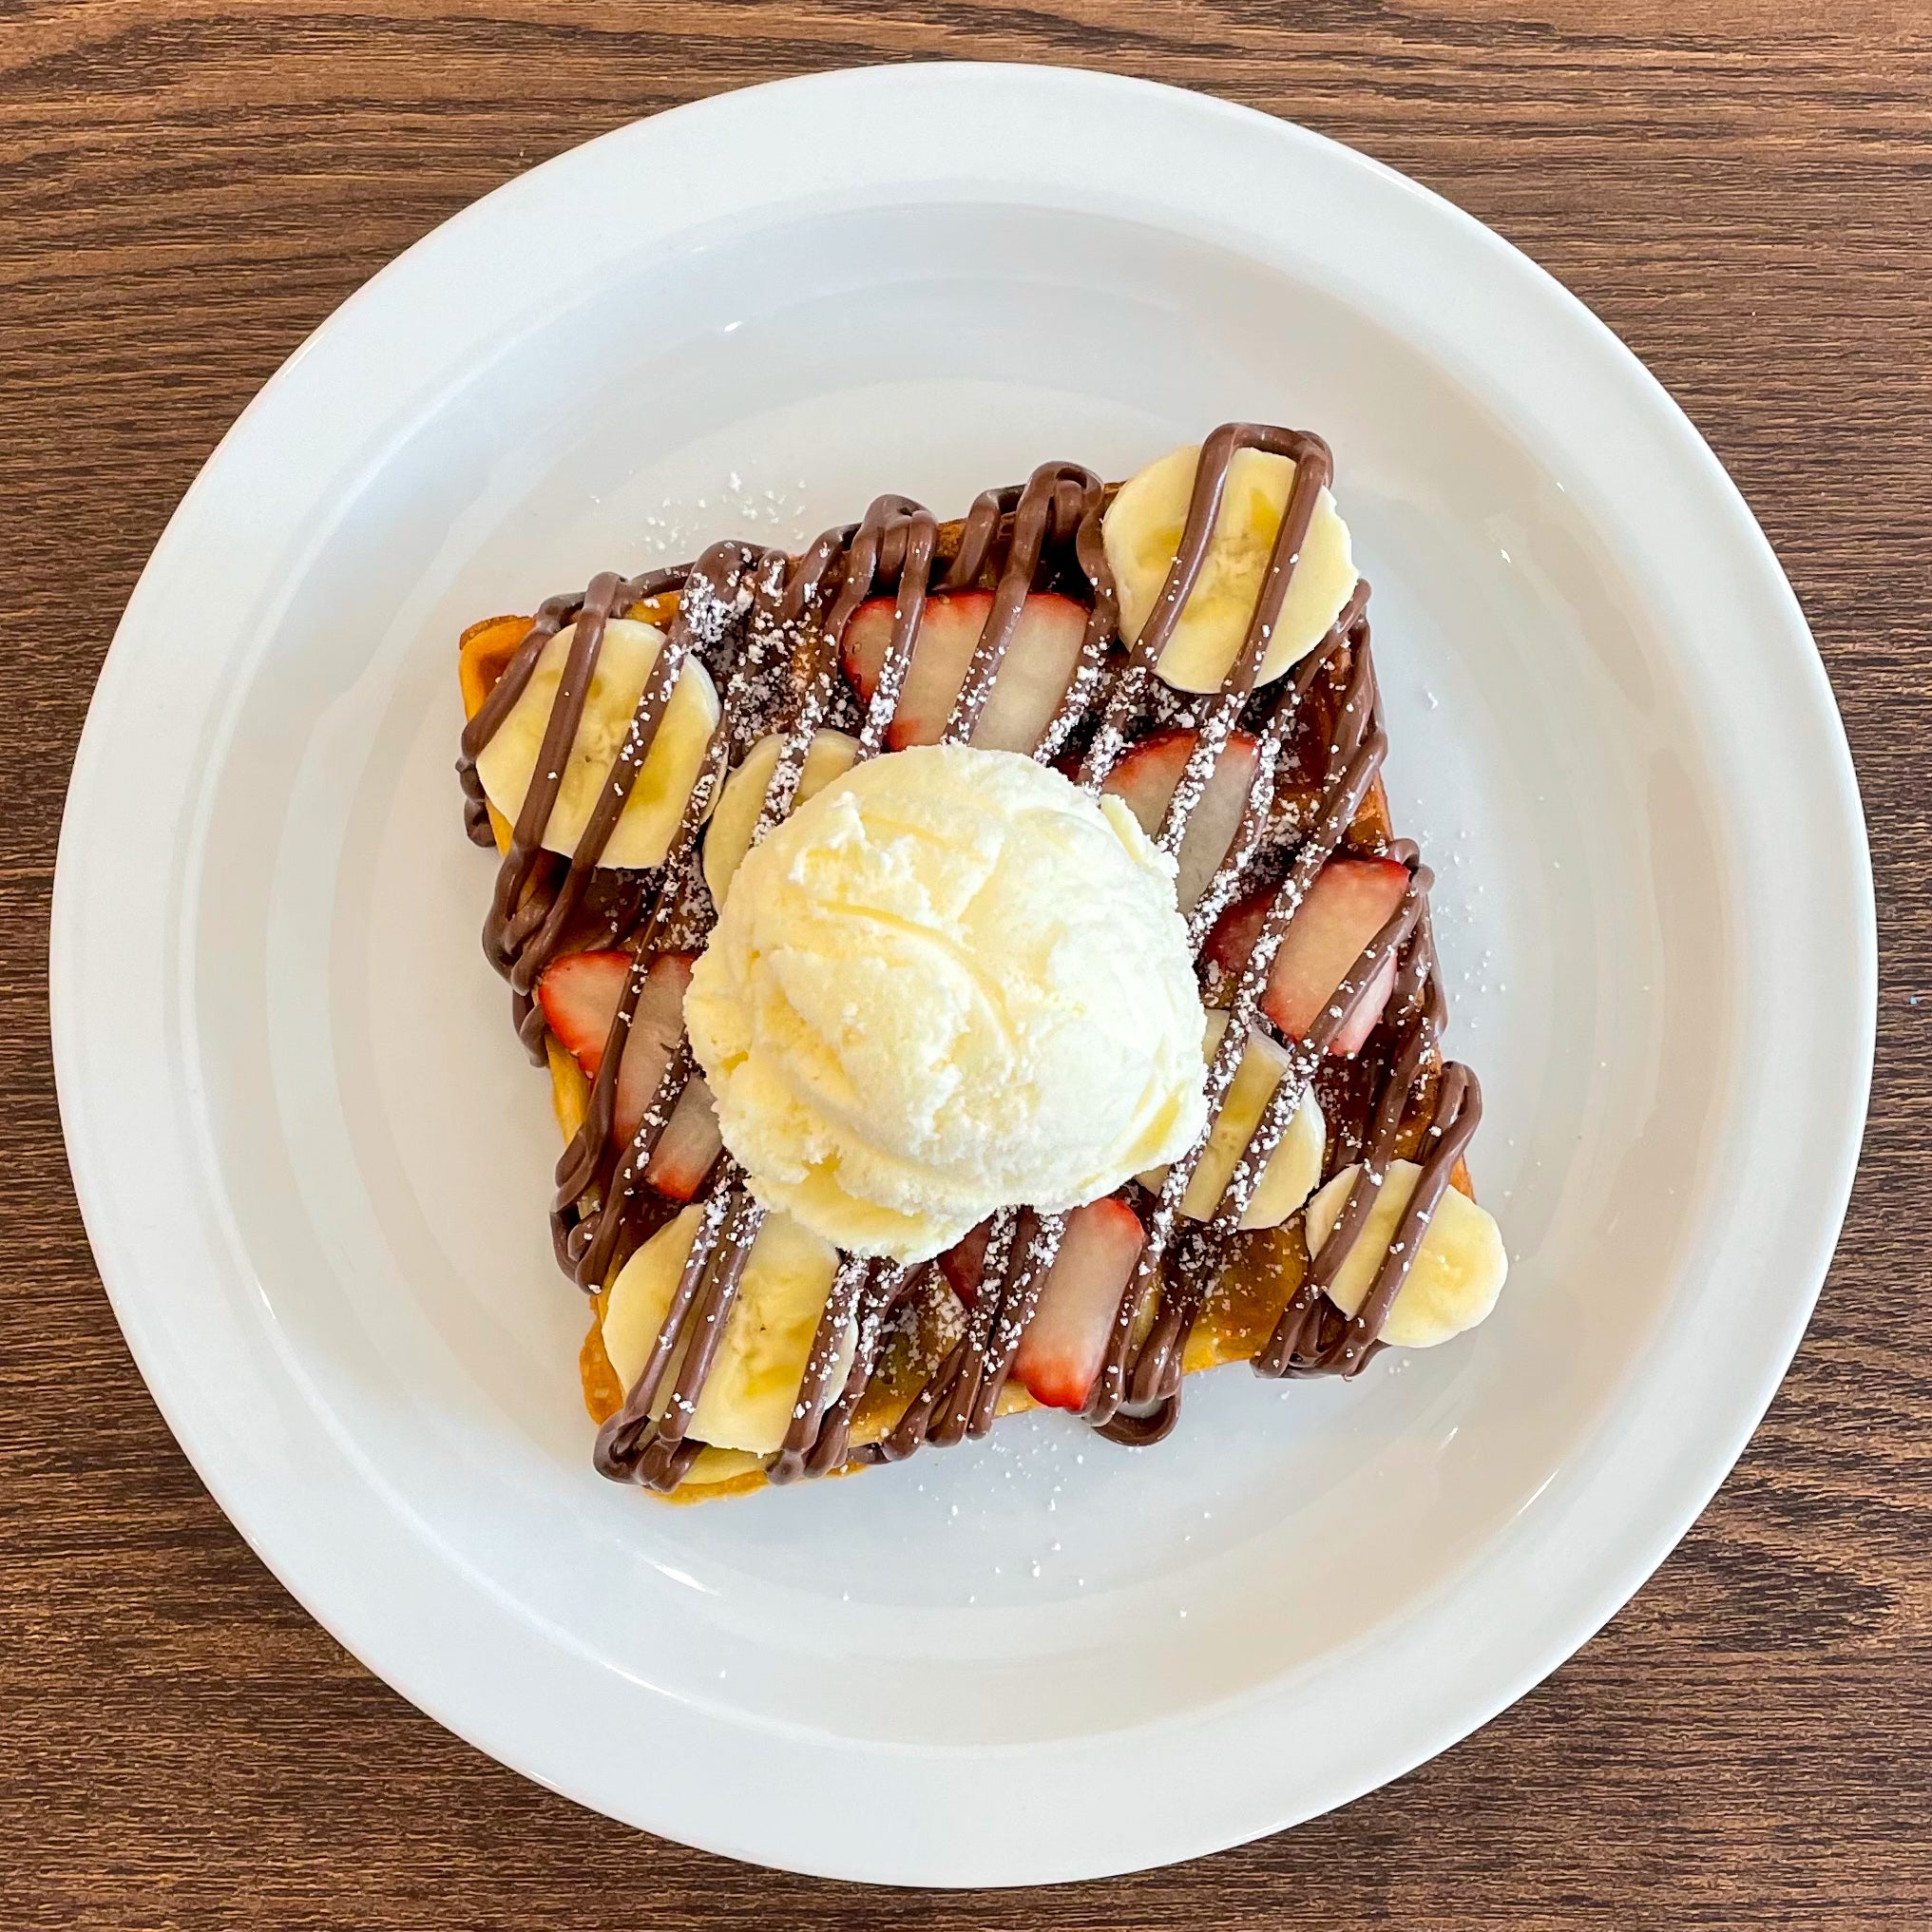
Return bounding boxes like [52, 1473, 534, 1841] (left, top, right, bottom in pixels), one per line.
[51, 61, 1876, 1885]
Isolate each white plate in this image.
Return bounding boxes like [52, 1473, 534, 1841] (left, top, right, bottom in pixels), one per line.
[53, 65, 1873, 1885]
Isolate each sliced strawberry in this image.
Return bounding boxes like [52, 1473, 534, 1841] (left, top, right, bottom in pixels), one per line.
[645, 1073, 722, 1200]
[1013, 1197, 1145, 1411]
[1101, 727, 1261, 913]
[1329, 947, 1401, 1056]
[535, 949, 630, 1074]
[1203, 859, 1408, 1054]
[841, 590, 1087, 754]
[536, 948, 698, 1151]
[1201, 884, 1269, 986]
[614, 951, 695, 1150]
[1265, 857, 1408, 1050]
[937, 1219, 994, 1309]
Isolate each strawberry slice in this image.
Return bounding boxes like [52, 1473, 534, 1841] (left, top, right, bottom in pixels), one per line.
[1100, 727, 1261, 913]
[1201, 885, 1268, 986]
[536, 948, 698, 1153]
[1329, 947, 1401, 1057]
[1013, 1198, 1146, 1411]
[645, 1074, 722, 1201]
[1264, 858, 1408, 1051]
[1203, 857, 1409, 1054]
[841, 590, 1087, 754]
[937, 1219, 994, 1309]
[535, 949, 629, 1073]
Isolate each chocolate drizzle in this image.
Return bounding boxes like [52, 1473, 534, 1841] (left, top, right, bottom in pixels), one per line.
[457, 427, 1487, 1494]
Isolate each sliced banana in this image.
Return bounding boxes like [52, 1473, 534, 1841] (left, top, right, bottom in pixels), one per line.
[1303, 1159, 1506, 1349]
[1103, 444, 1357, 694]
[701, 729, 860, 908]
[602, 1202, 851, 1456]
[473, 617, 720, 869]
[1139, 1009, 1325, 1229]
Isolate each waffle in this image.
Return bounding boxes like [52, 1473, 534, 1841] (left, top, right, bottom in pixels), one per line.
[456, 424, 1489, 1502]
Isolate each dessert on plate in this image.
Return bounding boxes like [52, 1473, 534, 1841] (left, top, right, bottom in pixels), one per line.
[455, 422, 1506, 1502]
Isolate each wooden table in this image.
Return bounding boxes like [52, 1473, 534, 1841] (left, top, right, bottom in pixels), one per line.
[5, 5, 1927, 1925]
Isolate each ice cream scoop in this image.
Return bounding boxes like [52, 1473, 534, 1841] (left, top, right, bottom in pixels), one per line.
[685, 744, 1209, 1262]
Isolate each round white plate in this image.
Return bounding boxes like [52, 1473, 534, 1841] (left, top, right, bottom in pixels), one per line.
[53, 65, 1873, 1885]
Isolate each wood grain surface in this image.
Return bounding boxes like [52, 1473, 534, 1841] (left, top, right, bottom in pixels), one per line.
[4, 4, 1928, 1926]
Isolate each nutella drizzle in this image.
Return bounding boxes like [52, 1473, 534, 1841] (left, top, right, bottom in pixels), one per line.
[457, 426, 1485, 1493]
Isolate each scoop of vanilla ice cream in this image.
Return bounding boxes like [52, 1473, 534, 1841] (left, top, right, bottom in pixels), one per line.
[684, 744, 1209, 1263]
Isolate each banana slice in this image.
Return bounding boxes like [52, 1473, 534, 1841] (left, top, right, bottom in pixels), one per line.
[602, 1202, 851, 1455]
[1139, 1009, 1325, 1229]
[473, 618, 720, 869]
[701, 729, 860, 908]
[1103, 444, 1357, 694]
[1303, 1159, 1506, 1348]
